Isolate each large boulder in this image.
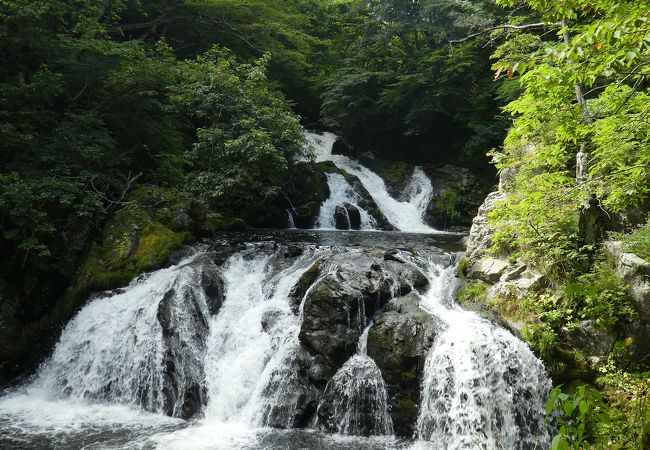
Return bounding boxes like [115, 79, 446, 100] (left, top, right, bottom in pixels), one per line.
[343, 202, 362, 230]
[334, 205, 350, 230]
[296, 250, 429, 387]
[367, 293, 444, 437]
[465, 191, 508, 263]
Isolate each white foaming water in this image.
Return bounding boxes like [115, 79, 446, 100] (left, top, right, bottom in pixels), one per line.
[305, 131, 435, 233]
[319, 319, 394, 436]
[0, 241, 551, 450]
[202, 247, 320, 424]
[33, 254, 212, 414]
[317, 173, 377, 230]
[414, 263, 551, 450]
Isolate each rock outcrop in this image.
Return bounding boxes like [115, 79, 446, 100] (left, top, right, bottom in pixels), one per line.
[367, 293, 444, 436]
[297, 250, 429, 386]
[157, 256, 223, 419]
[604, 240, 650, 366]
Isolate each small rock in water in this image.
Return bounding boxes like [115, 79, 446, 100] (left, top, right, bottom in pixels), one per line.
[284, 244, 304, 258]
[384, 250, 405, 263]
[343, 202, 362, 230]
[334, 205, 351, 230]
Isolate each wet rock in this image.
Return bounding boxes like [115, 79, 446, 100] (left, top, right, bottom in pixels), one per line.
[259, 346, 321, 429]
[332, 138, 353, 156]
[563, 320, 615, 361]
[156, 257, 219, 419]
[157, 285, 210, 419]
[384, 250, 406, 264]
[297, 250, 429, 386]
[198, 257, 225, 316]
[343, 202, 362, 230]
[318, 355, 393, 436]
[284, 245, 304, 258]
[367, 293, 444, 437]
[334, 205, 351, 230]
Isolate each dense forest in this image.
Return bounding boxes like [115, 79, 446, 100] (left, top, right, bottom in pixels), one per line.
[1, 0, 649, 448]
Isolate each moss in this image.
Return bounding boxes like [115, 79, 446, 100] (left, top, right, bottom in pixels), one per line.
[456, 257, 470, 278]
[456, 280, 488, 306]
[433, 184, 462, 225]
[357, 158, 411, 196]
[205, 213, 247, 231]
[64, 187, 201, 309]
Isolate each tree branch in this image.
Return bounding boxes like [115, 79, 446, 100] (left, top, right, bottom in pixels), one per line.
[450, 22, 562, 43]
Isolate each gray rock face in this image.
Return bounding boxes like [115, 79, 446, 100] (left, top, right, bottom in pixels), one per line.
[334, 205, 351, 230]
[333, 203, 363, 231]
[297, 250, 429, 387]
[604, 240, 650, 366]
[157, 257, 223, 419]
[563, 320, 615, 362]
[366, 293, 444, 437]
[343, 202, 362, 230]
[465, 191, 507, 262]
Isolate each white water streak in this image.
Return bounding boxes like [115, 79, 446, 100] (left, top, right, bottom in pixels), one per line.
[306, 131, 435, 233]
[203, 247, 320, 424]
[414, 263, 551, 450]
[317, 173, 377, 230]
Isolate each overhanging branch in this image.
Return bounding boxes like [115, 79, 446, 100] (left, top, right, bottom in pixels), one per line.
[450, 22, 562, 43]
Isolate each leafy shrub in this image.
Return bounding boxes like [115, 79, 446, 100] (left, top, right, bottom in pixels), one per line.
[564, 260, 636, 331]
[622, 219, 650, 262]
[456, 281, 488, 305]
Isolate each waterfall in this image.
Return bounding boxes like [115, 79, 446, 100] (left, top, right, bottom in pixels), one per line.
[414, 264, 551, 450]
[286, 210, 296, 228]
[201, 246, 320, 425]
[0, 238, 552, 450]
[305, 131, 435, 233]
[316, 173, 377, 230]
[32, 252, 216, 416]
[318, 319, 394, 436]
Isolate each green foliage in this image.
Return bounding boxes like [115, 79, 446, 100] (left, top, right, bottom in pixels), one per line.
[320, 0, 507, 164]
[456, 280, 488, 305]
[564, 260, 636, 331]
[522, 322, 566, 376]
[546, 385, 590, 449]
[594, 369, 650, 448]
[170, 48, 306, 209]
[0, 0, 308, 379]
[546, 372, 650, 450]
[488, 0, 650, 278]
[622, 219, 650, 262]
[433, 187, 462, 227]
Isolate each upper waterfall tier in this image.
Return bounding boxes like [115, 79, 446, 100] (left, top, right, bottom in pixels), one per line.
[305, 131, 436, 233]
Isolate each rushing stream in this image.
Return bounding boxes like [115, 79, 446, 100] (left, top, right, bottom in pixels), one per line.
[0, 133, 551, 449]
[305, 131, 435, 233]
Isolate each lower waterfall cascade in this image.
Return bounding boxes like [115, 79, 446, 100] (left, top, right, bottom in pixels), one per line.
[0, 233, 552, 450]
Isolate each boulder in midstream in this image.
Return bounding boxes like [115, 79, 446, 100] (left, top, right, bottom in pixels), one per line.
[296, 250, 429, 388]
[367, 293, 445, 437]
[157, 256, 224, 419]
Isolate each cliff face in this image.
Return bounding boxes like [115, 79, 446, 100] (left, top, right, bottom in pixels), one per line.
[462, 170, 650, 379]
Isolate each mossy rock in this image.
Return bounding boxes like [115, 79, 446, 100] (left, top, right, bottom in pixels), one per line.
[64, 186, 207, 309]
[204, 213, 247, 232]
[357, 157, 412, 198]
